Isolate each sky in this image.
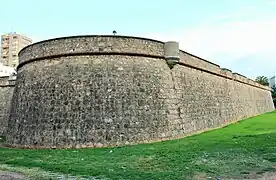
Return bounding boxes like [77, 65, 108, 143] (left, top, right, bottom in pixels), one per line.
[0, 0, 276, 79]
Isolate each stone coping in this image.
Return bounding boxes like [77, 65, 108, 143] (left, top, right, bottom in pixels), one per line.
[18, 35, 165, 65]
[0, 76, 16, 86]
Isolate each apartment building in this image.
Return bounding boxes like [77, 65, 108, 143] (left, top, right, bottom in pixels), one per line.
[269, 76, 276, 88]
[0, 33, 32, 67]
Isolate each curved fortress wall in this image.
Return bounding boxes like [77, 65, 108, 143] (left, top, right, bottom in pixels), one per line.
[7, 35, 274, 148]
[0, 76, 16, 135]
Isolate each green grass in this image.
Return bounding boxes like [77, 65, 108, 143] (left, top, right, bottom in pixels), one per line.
[1, 111, 276, 179]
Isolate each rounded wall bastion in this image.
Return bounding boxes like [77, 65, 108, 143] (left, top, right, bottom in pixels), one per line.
[7, 35, 179, 148]
[6, 35, 274, 149]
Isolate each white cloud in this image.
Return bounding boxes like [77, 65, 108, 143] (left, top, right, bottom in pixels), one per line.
[144, 16, 276, 79]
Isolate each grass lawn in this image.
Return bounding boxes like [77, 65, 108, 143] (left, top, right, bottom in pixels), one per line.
[1, 111, 276, 179]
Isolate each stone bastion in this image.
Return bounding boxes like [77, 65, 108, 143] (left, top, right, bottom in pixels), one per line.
[0, 75, 16, 135]
[5, 35, 275, 149]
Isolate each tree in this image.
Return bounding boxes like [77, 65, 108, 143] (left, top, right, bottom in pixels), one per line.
[272, 85, 276, 108]
[255, 76, 269, 86]
[272, 85, 276, 98]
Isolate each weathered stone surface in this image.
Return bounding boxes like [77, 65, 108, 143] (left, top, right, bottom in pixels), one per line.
[166, 65, 274, 136]
[0, 77, 15, 135]
[0, 171, 27, 180]
[8, 55, 169, 148]
[19, 35, 164, 64]
[5, 35, 275, 148]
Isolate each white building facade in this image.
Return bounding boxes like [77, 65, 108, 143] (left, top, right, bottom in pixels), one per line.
[1, 33, 32, 68]
[0, 63, 16, 77]
[269, 76, 276, 88]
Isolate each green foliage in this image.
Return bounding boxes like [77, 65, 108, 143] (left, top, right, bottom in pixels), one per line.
[1, 111, 276, 179]
[271, 86, 276, 108]
[255, 76, 269, 86]
[272, 86, 276, 98]
[273, 98, 276, 108]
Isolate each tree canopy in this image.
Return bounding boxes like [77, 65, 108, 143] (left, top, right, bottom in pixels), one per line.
[272, 86, 276, 108]
[272, 85, 276, 98]
[255, 76, 269, 86]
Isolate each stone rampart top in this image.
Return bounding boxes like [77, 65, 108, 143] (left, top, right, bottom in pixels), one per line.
[0, 76, 15, 86]
[18, 35, 165, 65]
[220, 68, 233, 79]
[179, 50, 271, 91]
[0, 76, 9, 84]
[18, 35, 271, 91]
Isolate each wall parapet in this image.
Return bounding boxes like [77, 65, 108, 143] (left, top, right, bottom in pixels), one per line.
[179, 50, 271, 91]
[18, 35, 271, 92]
[0, 76, 16, 87]
[220, 68, 232, 79]
[18, 35, 165, 66]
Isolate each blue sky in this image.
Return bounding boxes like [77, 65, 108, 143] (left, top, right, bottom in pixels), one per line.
[1, 0, 276, 79]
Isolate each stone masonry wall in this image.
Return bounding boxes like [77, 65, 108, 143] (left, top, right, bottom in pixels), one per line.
[6, 35, 274, 148]
[164, 65, 273, 136]
[0, 77, 15, 135]
[8, 55, 170, 148]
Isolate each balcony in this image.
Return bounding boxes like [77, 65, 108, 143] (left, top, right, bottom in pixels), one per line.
[1, 42, 9, 47]
[1, 39, 9, 43]
[1, 49, 9, 54]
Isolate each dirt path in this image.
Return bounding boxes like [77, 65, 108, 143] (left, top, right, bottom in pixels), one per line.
[0, 171, 27, 180]
[193, 172, 276, 180]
